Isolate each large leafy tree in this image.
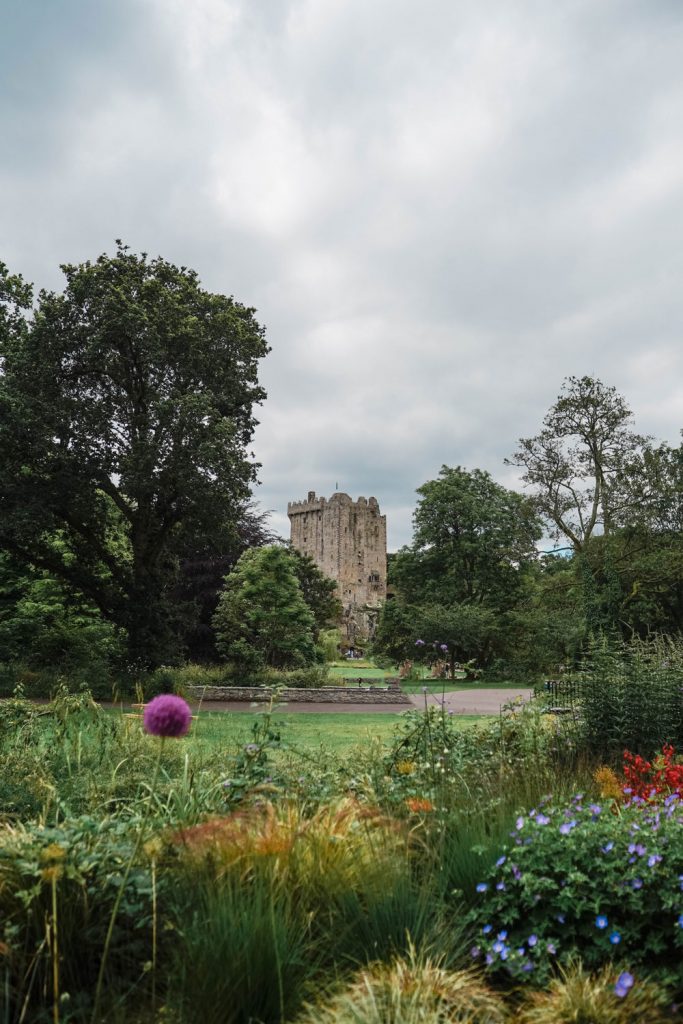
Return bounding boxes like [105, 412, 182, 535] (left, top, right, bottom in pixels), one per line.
[0, 245, 269, 665]
[391, 465, 541, 610]
[507, 376, 648, 551]
[213, 546, 317, 670]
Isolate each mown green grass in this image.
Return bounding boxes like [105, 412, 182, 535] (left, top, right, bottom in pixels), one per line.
[327, 665, 532, 693]
[116, 708, 483, 756]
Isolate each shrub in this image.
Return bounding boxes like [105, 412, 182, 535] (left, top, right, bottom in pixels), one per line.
[466, 792, 683, 989]
[0, 816, 157, 1020]
[576, 634, 683, 757]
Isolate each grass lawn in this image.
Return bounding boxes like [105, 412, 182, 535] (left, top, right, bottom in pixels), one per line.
[328, 665, 529, 692]
[400, 680, 531, 693]
[145, 709, 484, 756]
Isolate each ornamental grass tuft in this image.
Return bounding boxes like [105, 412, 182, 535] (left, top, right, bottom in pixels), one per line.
[515, 960, 673, 1024]
[293, 948, 510, 1024]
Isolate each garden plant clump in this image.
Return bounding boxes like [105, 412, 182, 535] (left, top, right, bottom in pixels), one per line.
[0, 654, 680, 1020]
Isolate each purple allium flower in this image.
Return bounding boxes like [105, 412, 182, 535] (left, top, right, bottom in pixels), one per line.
[476, 883, 488, 893]
[609, 932, 621, 944]
[143, 695, 192, 738]
[595, 915, 608, 929]
[614, 972, 634, 998]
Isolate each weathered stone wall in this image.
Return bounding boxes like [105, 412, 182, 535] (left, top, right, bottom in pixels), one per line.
[287, 491, 387, 640]
[187, 685, 411, 705]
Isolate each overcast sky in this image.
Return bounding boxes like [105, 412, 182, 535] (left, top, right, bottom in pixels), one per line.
[3, 0, 683, 548]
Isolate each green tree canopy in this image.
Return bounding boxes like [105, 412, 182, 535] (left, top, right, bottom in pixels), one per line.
[391, 465, 541, 611]
[507, 376, 648, 551]
[0, 245, 269, 666]
[213, 546, 317, 671]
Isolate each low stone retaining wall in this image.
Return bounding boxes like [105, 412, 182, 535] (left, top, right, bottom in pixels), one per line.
[187, 685, 412, 705]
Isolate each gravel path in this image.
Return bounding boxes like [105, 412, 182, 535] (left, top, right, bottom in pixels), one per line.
[193, 688, 533, 716]
[408, 687, 533, 715]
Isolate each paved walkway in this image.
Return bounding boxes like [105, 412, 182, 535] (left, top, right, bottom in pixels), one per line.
[194, 688, 534, 716]
[409, 687, 533, 715]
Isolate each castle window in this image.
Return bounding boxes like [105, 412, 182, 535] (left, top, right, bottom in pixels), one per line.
[368, 572, 380, 583]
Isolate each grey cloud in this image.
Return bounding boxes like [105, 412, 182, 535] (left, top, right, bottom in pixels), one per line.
[2, 0, 683, 551]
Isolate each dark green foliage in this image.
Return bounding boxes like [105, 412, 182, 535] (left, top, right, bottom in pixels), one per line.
[391, 465, 541, 611]
[0, 815, 157, 1021]
[466, 795, 683, 989]
[0, 246, 269, 667]
[0, 552, 123, 677]
[213, 545, 317, 670]
[373, 600, 499, 671]
[576, 634, 683, 757]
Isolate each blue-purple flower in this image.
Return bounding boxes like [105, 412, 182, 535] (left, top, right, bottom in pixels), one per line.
[595, 915, 609, 929]
[614, 971, 634, 998]
[609, 932, 621, 944]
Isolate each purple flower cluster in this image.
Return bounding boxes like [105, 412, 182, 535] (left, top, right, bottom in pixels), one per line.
[469, 788, 683, 983]
[143, 694, 192, 738]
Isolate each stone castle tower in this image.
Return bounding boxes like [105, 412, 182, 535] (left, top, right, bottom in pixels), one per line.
[288, 491, 387, 643]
